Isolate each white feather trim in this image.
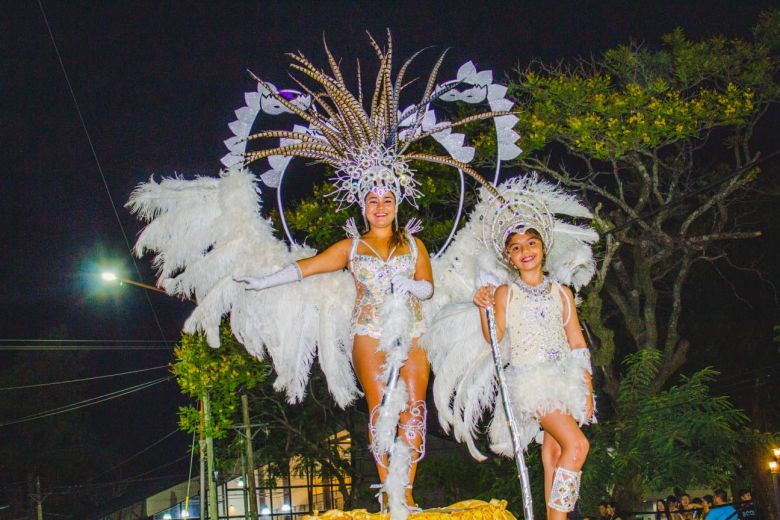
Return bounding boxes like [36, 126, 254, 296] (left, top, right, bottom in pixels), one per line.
[372, 381, 409, 457]
[385, 439, 412, 520]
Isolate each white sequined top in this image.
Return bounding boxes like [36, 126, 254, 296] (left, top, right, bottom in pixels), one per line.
[348, 233, 425, 339]
[506, 278, 572, 367]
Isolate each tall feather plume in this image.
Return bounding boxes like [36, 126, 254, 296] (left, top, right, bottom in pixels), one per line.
[241, 33, 507, 204]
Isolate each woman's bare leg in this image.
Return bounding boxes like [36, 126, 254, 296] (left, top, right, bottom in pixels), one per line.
[352, 335, 430, 506]
[352, 335, 387, 482]
[398, 339, 430, 505]
[539, 411, 589, 520]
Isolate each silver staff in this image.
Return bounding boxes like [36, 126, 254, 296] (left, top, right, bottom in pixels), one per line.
[486, 306, 534, 520]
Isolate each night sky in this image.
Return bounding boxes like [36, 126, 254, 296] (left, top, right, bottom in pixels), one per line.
[3, 0, 779, 515]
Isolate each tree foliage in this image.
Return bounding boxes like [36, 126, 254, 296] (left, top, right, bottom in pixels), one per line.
[173, 327, 270, 439]
[509, 11, 780, 508]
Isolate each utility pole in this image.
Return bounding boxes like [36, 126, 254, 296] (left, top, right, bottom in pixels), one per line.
[30, 476, 45, 520]
[199, 399, 207, 520]
[242, 394, 259, 520]
[204, 393, 219, 520]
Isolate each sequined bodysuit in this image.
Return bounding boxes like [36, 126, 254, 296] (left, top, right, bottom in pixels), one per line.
[506, 278, 572, 368]
[348, 233, 425, 339]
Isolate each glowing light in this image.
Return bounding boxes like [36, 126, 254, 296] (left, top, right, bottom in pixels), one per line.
[101, 272, 118, 282]
[770, 460, 779, 473]
[773, 447, 780, 458]
[182, 512, 189, 518]
[282, 503, 291, 512]
[162, 515, 172, 520]
[261, 507, 271, 515]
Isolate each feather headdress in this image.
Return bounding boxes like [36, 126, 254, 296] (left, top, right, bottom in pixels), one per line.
[242, 31, 508, 208]
[479, 174, 599, 290]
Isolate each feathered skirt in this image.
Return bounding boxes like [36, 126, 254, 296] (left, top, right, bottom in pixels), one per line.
[422, 302, 594, 460]
[489, 353, 595, 457]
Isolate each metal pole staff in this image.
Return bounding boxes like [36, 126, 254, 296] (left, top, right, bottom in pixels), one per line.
[486, 307, 534, 520]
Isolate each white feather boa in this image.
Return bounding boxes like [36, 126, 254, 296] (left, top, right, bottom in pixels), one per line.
[385, 439, 412, 520]
[371, 291, 413, 457]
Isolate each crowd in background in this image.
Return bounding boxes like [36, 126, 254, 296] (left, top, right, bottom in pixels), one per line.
[583, 489, 760, 520]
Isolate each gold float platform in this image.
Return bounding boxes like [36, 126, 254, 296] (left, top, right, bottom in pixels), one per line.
[305, 499, 517, 520]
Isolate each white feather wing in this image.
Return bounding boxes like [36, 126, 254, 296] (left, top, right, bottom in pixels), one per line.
[127, 168, 359, 407]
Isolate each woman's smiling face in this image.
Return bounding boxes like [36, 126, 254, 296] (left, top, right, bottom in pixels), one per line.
[364, 191, 396, 229]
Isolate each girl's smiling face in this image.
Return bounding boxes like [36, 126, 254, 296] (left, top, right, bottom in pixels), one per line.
[505, 230, 544, 272]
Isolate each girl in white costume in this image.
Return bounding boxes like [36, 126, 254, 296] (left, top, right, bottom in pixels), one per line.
[473, 228, 594, 518]
[422, 175, 599, 518]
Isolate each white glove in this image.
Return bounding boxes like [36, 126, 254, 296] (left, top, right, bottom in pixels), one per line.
[391, 275, 433, 300]
[234, 263, 302, 291]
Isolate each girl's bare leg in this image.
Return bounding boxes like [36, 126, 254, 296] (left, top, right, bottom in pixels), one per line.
[398, 339, 430, 505]
[539, 411, 589, 520]
[541, 431, 562, 518]
[352, 335, 388, 482]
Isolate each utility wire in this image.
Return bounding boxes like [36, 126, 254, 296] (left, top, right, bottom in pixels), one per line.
[35, 0, 167, 342]
[95, 428, 181, 477]
[0, 344, 174, 351]
[125, 454, 192, 481]
[0, 364, 169, 390]
[0, 376, 172, 427]
[0, 339, 175, 343]
[46, 474, 188, 493]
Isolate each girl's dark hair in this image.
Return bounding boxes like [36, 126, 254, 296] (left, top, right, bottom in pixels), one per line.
[505, 228, 545, 249]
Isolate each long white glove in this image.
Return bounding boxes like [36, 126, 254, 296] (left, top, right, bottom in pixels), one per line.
[234, 263, 302, 291]
[391, 275, 433, 300]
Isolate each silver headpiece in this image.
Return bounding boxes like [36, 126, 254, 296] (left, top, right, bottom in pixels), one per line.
[478, 174, 599, 289]
[331, 144, 420, 209]
[240, 32, 512, 212]
[483, 179, 555, 257]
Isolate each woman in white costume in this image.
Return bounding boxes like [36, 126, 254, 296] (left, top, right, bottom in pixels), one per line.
[225, 33, 513, 512]
[236, 187, 433, 508]
[127, 32, 521, 519]
[423, 175, 599, 518]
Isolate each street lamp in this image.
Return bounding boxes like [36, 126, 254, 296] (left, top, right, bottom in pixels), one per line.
[770, 448, 780, 520]
[100, 271, 167, 294]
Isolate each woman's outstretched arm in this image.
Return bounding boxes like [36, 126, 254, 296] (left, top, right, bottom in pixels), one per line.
[297, 238, 351, 277]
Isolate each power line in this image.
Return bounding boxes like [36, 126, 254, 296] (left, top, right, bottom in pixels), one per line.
[0, 364, 169, 391]
[35, 0, 167, 342]
[96, 429, 181, 477]
[45, 474, 188, 493]
[0, 344, 174, 351]
[126, 454, 192, 481]
[0, 376, 173, 427]
[0, 339, 175, 343]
